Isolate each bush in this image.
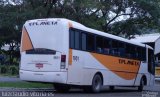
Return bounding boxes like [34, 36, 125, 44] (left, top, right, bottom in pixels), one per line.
[0, 65, 19, 76]
[9, 66, 19, 75]
[0, 65, 8, 74]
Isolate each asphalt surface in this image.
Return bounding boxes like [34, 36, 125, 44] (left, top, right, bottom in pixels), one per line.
[0, 77, 160, 97]
[0, 76, 21, 82]
[0, 86, 159, 97]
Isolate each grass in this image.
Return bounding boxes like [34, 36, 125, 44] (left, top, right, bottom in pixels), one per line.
[0, 82, 53, 88]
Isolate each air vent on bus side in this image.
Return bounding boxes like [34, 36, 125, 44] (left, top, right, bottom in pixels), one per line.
[26, 48, 56, 55]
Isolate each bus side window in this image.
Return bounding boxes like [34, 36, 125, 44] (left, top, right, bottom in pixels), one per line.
[133, 47, 138, 59]
[137, 47, 141, 60]
[82, 33, 87, 51]
[86, 34, 95, 52]
[126, 44, 131, 58]
[111, 40, 120, 56]
[119, 42, 125, 57]
[104, 38, 111, 54]
[119, 48, 125, 57]
[130, 45, 136, 59]
[96, 36, 104, 53]
[75, 31, 80, 49]
[142, 48, 146, 61]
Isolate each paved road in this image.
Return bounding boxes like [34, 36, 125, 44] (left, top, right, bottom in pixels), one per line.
[0, 77, 160, 97]
[0, 85, 159, 97]
[1, 76, 159, 83]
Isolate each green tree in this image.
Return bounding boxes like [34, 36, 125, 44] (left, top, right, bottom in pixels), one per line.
[46, 0, 160, 37]
[0, 0, 160, 65]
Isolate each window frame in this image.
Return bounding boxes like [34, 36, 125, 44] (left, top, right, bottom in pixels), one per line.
[69, 27, 147, 61]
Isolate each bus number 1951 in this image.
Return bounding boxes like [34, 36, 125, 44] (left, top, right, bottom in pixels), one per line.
[73, 56, 79, 61]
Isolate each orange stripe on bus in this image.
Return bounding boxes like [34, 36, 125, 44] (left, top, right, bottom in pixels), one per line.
[114, 71, 137, 80]
[69, 49, 72, 65]
[90, 53, 140, 80]
[21, 27, 33, 52]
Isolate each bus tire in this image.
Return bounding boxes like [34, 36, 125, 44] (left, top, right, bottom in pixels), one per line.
[109, 86, 115, 91]
[54, 84, 70, 92]
[92, 74, 102, 93]
[138, 77, 145, 92]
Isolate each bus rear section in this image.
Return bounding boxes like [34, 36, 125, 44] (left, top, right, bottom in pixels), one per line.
[19, 19, 69, 83]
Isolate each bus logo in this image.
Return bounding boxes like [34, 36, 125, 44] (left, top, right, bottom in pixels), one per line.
[35, 63, 43, 69]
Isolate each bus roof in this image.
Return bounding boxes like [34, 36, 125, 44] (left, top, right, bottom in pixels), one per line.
[25, 18, 153, 50]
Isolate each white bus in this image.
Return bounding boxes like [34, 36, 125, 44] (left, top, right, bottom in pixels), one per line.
[20, 18, 155, 93]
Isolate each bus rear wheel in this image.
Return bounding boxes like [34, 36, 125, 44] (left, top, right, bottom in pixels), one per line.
[138, 78, 145, 92]
[109, 86, 115, 91]
[54, 84, 70, 92]
[84, 74, 102, 93]
[92, 74, 103, 93]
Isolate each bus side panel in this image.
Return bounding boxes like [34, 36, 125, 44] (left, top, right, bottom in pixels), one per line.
[67, 50, 84, 85]
[82, 69, 137, 86]
[134, 62, 153, 86]
[72, 51, 138, 86]
[134, 73, 151, 86]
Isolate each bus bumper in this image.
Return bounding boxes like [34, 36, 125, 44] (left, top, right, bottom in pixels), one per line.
[19, 70, 67, 83]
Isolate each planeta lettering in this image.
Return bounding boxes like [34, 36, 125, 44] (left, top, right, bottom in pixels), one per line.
[119, 59, 140, 66]
[29, 21, 58, 26]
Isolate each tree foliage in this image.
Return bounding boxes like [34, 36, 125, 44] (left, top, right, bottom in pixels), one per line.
[0, 0, 160, 64]
[1, 0, 160, 42]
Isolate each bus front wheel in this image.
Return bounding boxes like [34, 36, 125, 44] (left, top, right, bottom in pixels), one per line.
[138, 78, 145, 92]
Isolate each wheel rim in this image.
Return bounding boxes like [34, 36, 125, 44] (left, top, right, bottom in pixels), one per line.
[93, 75, 102, 91]
[141, 79, 144, 87]
[139, 78, 144, 91]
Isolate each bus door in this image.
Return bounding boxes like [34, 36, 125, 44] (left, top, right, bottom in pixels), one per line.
[148, 49, 155, 85]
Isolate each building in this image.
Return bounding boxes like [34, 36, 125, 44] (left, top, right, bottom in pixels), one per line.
[131, 33, 160, 62]
[155, 37, 160, 63]
[131, 33, 160, 77]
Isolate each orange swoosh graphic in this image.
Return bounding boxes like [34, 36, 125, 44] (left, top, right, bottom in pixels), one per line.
[91, 53, 140, 80]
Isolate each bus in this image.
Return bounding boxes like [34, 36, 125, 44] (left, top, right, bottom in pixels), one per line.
[155, 38, 160, 79]
[20, 18, 155, 93]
